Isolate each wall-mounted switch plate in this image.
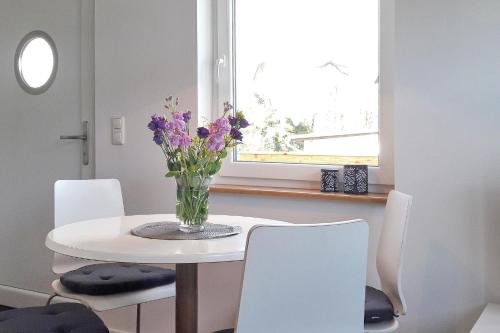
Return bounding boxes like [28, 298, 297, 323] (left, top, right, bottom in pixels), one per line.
[112, 116, 125, 145]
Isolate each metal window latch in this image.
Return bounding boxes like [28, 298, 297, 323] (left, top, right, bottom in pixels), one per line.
[59, 121, 89, 166]
[216, 55, 227, 82]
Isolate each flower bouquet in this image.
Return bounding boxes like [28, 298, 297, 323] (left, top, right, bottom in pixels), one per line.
[148, 96, 248, 232]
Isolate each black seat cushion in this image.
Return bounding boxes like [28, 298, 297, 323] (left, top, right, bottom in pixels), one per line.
[213, 287, 395, 331]
[365, 286, 395, 323]
[60, 263, 176, 296]
[0, 303, 108, 333]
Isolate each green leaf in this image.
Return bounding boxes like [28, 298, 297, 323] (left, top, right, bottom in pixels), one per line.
[165, 171, 180, 178]
[188, 152, 197, 166]
[167, 161, 181, 171]
[220, 149, 228, 159]
[209, 161, 222, 175]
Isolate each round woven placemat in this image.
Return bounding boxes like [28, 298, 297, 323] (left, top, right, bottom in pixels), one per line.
[131, 222, 242, 240]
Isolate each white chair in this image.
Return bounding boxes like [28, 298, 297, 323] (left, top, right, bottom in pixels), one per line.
[214, 219, 369, 333]
[49, 179, 176, 333]
[53, 178, 125, 274]
[364, 190, 413, 332]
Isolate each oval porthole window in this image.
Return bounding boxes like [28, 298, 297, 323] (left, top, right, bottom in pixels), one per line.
[15, 31, 58, 95]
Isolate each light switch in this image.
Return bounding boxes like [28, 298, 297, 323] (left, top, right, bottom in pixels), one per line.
[112, 117, 123, 130]
[112, 117, 125, 145]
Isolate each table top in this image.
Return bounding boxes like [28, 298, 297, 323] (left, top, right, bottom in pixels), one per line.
[471, 303, 500, 333]
[45, 214, 289, 264]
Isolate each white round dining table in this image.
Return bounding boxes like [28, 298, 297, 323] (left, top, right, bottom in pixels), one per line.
[45, 214, 289, 333]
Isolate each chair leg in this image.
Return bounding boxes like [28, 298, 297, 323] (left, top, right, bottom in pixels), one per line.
[136, 303, 141, 333]
[46, 294, 57, 306]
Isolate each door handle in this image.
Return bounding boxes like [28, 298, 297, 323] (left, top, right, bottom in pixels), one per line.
[59, 135, 87, 140]
[59, 121, 89, 166]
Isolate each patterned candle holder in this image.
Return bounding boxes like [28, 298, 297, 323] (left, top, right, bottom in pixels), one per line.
[320, 169, 339, 193]
[343, 165, 368, 194]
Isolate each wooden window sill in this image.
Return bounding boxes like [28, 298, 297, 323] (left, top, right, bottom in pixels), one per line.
[210, 184, 388, 204]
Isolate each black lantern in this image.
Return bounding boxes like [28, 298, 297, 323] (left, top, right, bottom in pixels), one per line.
[343, 165, 368, 194]
[321, 169, 339, 193]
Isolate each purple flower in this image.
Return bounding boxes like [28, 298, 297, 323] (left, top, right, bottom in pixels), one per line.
[209, 118, 231, 136]
[197, 127, 209, 139]
[205, 118, 232, 151]
[239, 118, 249, 128]
[172, 112, 183, 121]
[168, 134, 180, 148]
[153, 130, 163, 145]
[228, 115, 249, 129]
[173, 119, 186, 131]
[165, 119, 185, 133]
[169, 112, 186, 131]
[230, 128, 243, 141]
[206, 135, 225, 152]
[178, 132, 192, 147]
[148, 115, 167, 132]
[153, 136, 163, 145]
[228, 116, 238, 127]
[148, 121, 157, 131]
[182, 111, 192, 122]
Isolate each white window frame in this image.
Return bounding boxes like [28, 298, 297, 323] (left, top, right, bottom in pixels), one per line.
[213, 0, 394, 186]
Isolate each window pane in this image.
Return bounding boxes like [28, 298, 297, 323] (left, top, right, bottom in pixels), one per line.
[234, 0, 379, 166]
[20, 37, 55, 89]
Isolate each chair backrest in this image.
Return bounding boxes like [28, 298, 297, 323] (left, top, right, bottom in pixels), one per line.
[53, 179, 124, 274]
[376, 190, 413, 316]
[234, 220, 369, 333]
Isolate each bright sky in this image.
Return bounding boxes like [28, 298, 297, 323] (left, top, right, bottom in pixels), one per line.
[236, 0, 380, 144]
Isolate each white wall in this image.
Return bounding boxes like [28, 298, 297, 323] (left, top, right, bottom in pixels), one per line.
[94, 0, 500, 332]
[394, 0, 500, 332]
[95, 0, 198, 216]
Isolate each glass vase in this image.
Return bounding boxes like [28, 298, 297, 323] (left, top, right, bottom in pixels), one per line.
[175, 174, 212, 233]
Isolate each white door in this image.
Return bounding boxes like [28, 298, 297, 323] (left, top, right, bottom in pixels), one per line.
[0, 0, 93, 293]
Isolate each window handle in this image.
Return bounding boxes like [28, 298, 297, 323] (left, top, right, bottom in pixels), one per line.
[216, 55, 227, 82]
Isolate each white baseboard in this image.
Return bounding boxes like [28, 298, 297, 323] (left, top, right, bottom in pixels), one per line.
[0, 284, 49, 307]
[0, 284, 132, 333]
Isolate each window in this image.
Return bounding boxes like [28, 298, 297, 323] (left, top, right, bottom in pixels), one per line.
[215, 0, 394, 185]
[15, 31, 58, 95]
